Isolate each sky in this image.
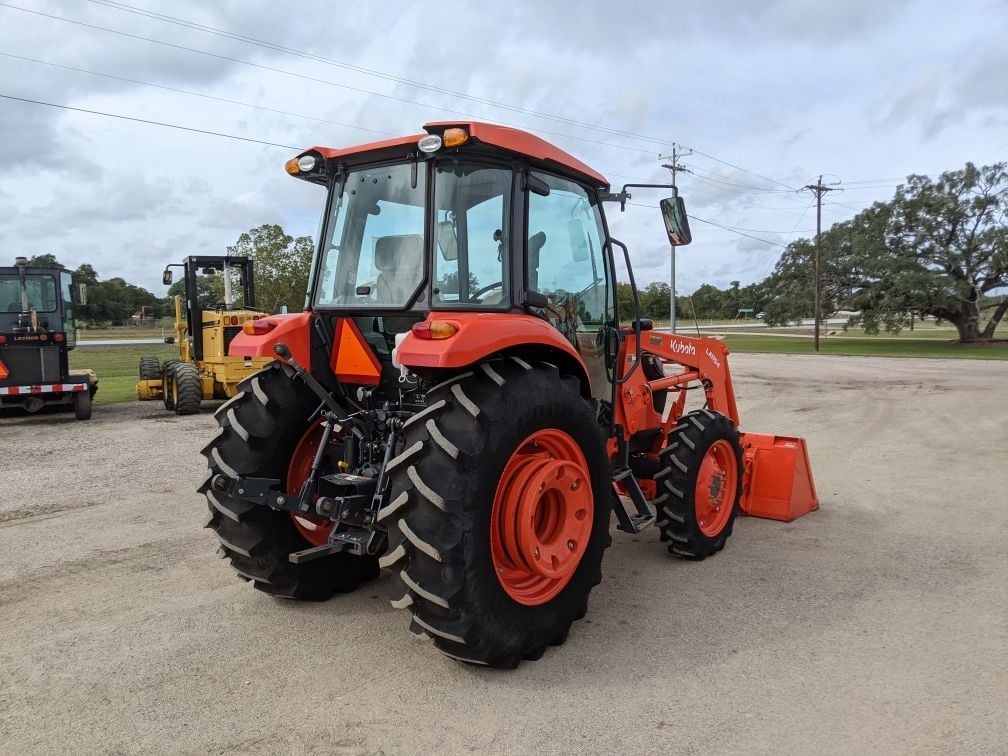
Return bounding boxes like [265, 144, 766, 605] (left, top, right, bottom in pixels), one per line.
[1, 0, 1006, 299]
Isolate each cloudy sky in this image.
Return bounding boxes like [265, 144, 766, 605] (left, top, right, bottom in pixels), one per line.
[1, 0, 1006, 298]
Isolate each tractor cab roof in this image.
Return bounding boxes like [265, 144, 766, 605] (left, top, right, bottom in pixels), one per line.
[293, 121, 609, 190]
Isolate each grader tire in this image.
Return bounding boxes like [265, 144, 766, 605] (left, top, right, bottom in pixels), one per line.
[201, 361, 379, 600]
[162, 360, 179, 410]
[139, 355, 161, 380]
[172, 362, 203, 415]
[655, 409, 743, 560]
[381, 358, 611, 668]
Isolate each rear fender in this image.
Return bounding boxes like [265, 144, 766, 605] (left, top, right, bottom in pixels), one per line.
[395, 313, 591, 393]
[228, 311, 312, 366]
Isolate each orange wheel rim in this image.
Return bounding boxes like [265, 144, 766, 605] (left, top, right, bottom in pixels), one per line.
[287, 419, 335, 548]
[694, 439, 738, 537]
[490, 428, 593, 606]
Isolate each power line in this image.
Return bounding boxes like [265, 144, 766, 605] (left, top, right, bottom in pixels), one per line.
[0, 2, 660, 157]
[2, 0, 809, 196]
[0, 51, 397, 140]
[685, 146, 800, 192]
[0, 93, 299, 149]
[82, 0, 682, 149]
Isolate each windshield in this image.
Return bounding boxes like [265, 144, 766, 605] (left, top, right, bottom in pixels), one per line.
[0, 273, 58, 313]
[315, 162, 426, 308]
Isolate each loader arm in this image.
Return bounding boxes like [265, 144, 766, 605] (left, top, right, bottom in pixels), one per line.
[613, 327, 739, 439]
[613, 325, 818, 524]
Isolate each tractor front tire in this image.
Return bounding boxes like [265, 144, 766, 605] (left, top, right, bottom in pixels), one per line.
[381, 359, 611, 668]
[139, 355, 161, 380]
[201, 361, 379, 599]
[172, 362, 202, 415]
[655, 409, 743, 559]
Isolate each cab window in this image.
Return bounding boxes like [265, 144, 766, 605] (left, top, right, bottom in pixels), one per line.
[432, 163, 512, 308]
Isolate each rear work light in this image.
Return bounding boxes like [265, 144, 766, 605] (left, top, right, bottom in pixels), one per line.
[411, 321, 459, 340]
[243, 319, 277, 335]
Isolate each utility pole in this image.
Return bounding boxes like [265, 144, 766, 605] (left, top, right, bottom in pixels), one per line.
[802, 175, 839, 352]
[660, 144, 690, 333]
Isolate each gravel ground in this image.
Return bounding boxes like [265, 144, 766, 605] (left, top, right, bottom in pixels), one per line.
[1, 353, 1005, 755]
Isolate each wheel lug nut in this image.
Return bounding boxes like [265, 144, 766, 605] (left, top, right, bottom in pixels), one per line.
[570, 479, 581, 491]
[534, 547, 540, 558]
[567, 540, 575, 551]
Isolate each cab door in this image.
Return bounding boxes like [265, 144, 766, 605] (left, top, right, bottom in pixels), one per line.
[525, 171, 615, 410]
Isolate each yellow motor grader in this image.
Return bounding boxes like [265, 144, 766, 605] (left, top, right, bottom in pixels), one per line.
[136, 255, 272, 414]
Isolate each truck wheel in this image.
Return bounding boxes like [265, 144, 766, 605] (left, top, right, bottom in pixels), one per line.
[74, 389, 92, 420]
[139, 355, 160, 380]
[172, 362, 202, 415]
[655, 409, 743, 559]
[162, 360, 178, 410]
[201, 361, 379, 599]
[381, 359, 611, 668]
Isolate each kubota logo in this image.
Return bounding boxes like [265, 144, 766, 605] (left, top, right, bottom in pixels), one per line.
[705, 348, 722, 368]
[670, 340, 696, 356]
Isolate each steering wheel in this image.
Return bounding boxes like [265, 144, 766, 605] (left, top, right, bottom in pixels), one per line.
[471, 281, 504, 301]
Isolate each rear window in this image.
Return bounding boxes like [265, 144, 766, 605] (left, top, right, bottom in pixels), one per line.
[0, 273, 58, 313]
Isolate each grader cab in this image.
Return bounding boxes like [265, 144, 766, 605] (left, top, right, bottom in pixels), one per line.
[201, 122, 818, 668]
[136, 256, 272, 414]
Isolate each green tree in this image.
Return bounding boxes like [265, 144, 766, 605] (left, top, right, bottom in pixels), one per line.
[167, 275, 219, 308]
[640, 281, 671, 321]
[27, 253, 62, 268]
[765, 163, 1008, 341]
[226, 224, 313, 313]
[858, 163, 1008, 340]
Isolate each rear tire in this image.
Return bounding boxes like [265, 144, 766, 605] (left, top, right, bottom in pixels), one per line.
[201, 361, 379, 599]
[381, 358, 611, 668]
[172, 362, 202, 415]
[655, 409, 742, 559]
[139, 355, 160, 380]
[74, 390, 92, 420]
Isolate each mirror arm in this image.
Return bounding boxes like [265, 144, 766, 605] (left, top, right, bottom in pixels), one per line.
[601, 182, 679, 211]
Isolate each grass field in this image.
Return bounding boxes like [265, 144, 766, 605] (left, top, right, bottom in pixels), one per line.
[70, 345, 180, 404]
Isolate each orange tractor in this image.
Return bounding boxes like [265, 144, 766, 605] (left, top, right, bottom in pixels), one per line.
[202, 122, 817, 668]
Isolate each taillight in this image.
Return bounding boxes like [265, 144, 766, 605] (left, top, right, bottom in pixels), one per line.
[243, 319, 277, 335]
[0, 334, 6, 344]
[411, 321, 459, 340]
[54, 333, 65, 342]
[0, 359, 7, 379]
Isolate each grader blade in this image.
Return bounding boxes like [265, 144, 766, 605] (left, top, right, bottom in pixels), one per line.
[738, 433, 819, 522]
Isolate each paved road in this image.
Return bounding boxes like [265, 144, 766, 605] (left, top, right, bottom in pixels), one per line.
[1, 354, 1005, 754]
[75, 338, 167, 347]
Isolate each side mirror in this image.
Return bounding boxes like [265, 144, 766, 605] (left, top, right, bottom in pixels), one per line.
[162, 269, 173, 285]
[660, 196, 692, 246]
[437, 220, 458, 261]
[77, 283, 88, 305]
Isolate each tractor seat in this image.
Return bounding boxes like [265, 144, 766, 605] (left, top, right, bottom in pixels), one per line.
[374, 234, 423, 305]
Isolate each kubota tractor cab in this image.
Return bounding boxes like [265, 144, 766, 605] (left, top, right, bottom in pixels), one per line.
[202, 122, 818, 668]
[0, 257, 96, 420]
[136, 256, 272, 414]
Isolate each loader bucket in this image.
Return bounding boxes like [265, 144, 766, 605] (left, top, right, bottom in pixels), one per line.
[738, 433, 819, 522]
